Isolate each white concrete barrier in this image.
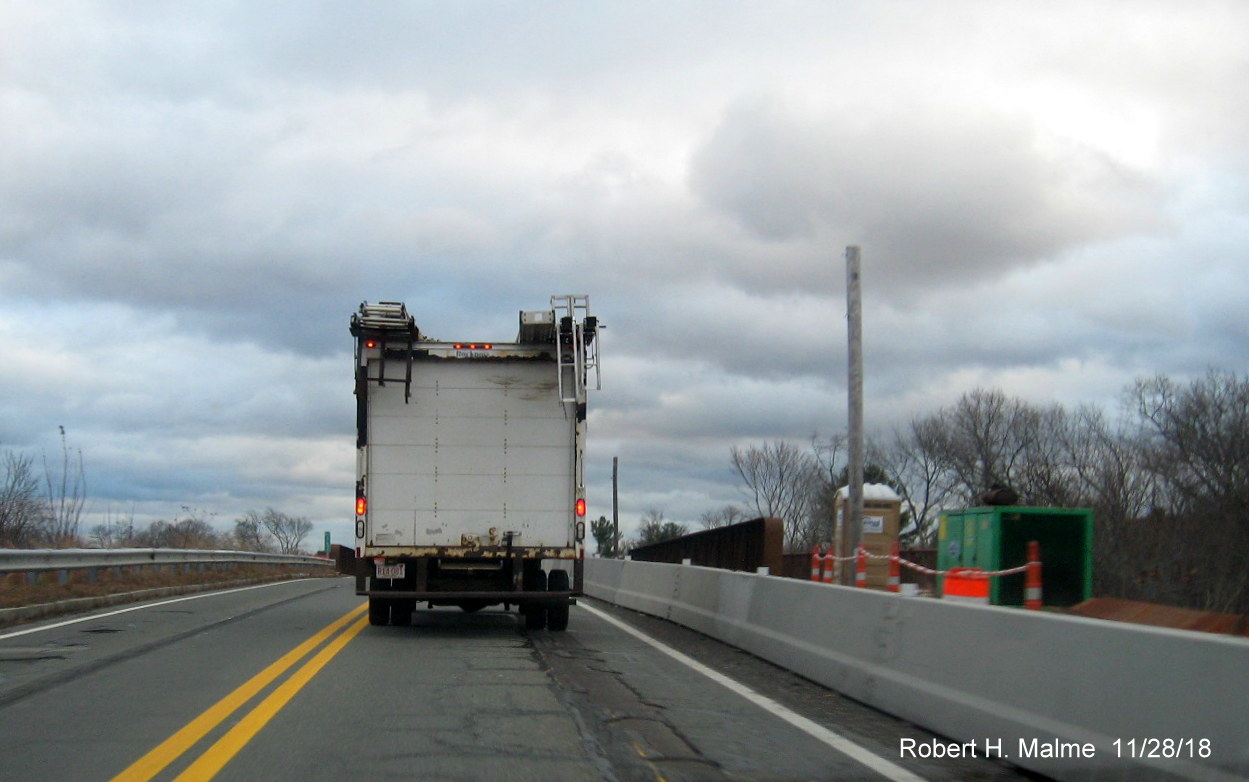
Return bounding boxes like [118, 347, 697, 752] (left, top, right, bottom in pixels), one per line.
[585, 558, 1249, 782]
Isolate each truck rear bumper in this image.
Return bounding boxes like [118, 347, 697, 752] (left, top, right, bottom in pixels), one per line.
[356, 587, 578, 604]
[360, 545, 580, 559]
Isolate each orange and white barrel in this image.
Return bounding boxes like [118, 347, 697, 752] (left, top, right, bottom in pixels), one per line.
[887, 541, 901, 593]
[1025, 540, 1043, 610]
[943, 567, 989, 604]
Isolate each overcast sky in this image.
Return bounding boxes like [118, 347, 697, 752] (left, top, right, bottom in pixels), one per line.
[3, 1, 1247, 547]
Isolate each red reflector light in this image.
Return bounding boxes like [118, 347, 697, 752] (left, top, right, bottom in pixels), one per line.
[365, 340, 377, 349]
[575, 498, 586, 517]
[356, 497, 366, 515]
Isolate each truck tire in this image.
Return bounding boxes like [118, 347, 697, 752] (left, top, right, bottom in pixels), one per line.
[547, 569, 570, 632]
[391, 599, 414, 627]
[368, 597, 390, 626]
[522, 568, 547, 630]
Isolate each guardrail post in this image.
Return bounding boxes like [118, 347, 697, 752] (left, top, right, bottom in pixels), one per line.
[1026, 540, 1043, 610]
[855, 547, 867, 588]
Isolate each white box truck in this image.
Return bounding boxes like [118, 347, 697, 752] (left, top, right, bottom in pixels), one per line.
[350, 295, 599, 630]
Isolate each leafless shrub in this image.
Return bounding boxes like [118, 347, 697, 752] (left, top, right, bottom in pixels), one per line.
[0, 451, 45, 547]
[42, 426, 87, 546]
[731, 440, 822, 550]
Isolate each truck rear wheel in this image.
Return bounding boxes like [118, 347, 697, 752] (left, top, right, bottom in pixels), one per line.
[547, 569, 570, 632]
[391, 599, 414, 627]
[368, 597, 390, 626]
[522, 568, 547, 630]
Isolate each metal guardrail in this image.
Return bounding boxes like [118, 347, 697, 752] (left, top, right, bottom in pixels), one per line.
[0, 548, 333, 575]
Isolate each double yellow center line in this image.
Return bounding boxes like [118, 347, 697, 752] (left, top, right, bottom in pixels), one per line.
[111, 602, 370, 782]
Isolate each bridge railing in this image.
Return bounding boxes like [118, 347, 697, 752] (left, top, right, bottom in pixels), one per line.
[628, 517, 784, 575]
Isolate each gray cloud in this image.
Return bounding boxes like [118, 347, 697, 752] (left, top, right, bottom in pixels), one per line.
[689, 97, 1168, 292]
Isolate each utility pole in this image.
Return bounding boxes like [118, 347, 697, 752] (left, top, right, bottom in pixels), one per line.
[612, 456, 620, 558]
[845, 246, 864, 572]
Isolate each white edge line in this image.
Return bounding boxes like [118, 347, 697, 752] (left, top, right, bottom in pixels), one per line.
[0, 578, 320, 641]
[579, 602, 929, 782]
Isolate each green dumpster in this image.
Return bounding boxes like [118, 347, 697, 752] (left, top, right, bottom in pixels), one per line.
[937, 507, 1093, 607]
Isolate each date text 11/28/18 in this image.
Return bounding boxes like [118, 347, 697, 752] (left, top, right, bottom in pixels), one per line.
[1113, 738, 1211, 759]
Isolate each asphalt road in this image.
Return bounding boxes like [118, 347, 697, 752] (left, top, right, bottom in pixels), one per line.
[0, 577, 1037, 781]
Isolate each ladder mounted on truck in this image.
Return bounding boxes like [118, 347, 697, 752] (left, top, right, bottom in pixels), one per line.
[350, 301, 420, 404]
[551, 294, 600, 403]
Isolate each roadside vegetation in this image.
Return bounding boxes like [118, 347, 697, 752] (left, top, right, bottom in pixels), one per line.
[0, 428, 314, 556]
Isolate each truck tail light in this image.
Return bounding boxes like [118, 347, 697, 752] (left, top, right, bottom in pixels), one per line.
[356, 496, 367, 515]
[575, 498, 586, 517]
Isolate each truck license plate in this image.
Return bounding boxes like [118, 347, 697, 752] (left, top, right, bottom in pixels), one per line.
[376, 563, 405, 579]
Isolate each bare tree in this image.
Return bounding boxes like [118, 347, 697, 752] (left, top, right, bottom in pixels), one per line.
[0, 451, 45, 547]
[1012, 404, 1080, 507]
[1131, 371, 1249, 612]
[88, 505, 136, 548]
[89, 502, 138, 544]
[255, 507, 314, 554]
[633, 508, 688, 547]
[931, 389, 1040, 502]
[132, 520, 170, 548]
[1057, 406, 1156, 521]
[808, 433, 848, 546]
[731, 441, 821, 550]
[1134, 371, 1249, 522]
[877, 418, 958, 546]
[698, 504, 748, 529]
[166, 516, 223, 549]
[132, 508, 223, 549]
[232, 512, 274, 552]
